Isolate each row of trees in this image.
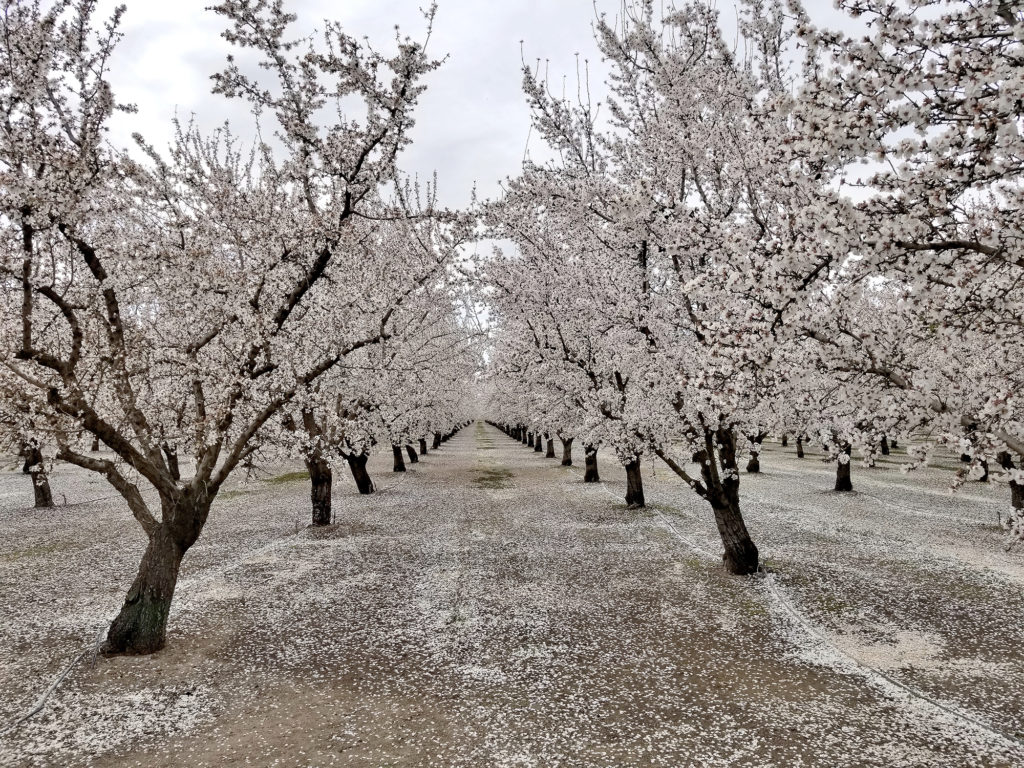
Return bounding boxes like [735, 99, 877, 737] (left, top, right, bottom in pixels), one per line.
[482, 0, 1024, 573]
[0, 1, 476, 654]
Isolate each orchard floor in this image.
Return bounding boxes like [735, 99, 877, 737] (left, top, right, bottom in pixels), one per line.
[2, 423, 1023, 767]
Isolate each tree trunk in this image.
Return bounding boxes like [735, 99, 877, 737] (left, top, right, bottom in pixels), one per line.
[796, 436, 805, 459]
[1012, 481, 1024, 528]
[534, 434, 543, 453]
[545, 438, 555, 458]
[709, 493, 759, 575]
[90, 435, 100, 452]
[880, 435, 890, 455]
[528, 432, 535, 447]
[306, 457, 332, 526]
[432, 432, 442, 450]
[584, 445, 600, 483]
[835, 444, 853, 492]
[346, 453, 375, 494]
[162, 444, 180, 482]
[891, 439, 898, 450]
[624, 459, 645, 508]
[104, 521, 192, 655]
[392, 445, 406, 472]
[781, 434, 788, 448]
[405, 445, 419, 464]
[419, 438, 428, 456]
[22, 444, 53, 509]
[560, 437, 573, 466]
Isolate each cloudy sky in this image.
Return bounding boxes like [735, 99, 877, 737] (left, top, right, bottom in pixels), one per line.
[94, 1, 851, 209]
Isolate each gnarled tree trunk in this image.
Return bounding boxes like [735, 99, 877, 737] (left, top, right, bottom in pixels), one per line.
[104, 495, 211, 655]
[624, 459, 645, 508]
[306, 457, 332, 526]
[835, 443, 853, 492]
[392, 445, 406, 472]
[584, 445, 600, 483]
[560, 437, 573, 466]
[346, 452, 375, 494]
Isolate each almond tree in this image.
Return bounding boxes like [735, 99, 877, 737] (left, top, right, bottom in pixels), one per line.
[0, 0, 440, 653]
[791, 0, 1024, 536]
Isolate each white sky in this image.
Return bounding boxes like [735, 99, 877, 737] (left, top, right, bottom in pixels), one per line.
[95, 1, 852, 209]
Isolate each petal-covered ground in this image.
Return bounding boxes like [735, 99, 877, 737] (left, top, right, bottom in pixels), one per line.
[1, 423, 1022, 767]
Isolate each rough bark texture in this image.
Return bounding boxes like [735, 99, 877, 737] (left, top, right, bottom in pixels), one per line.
[405, 445, 419, 464]
[104, 503, 206, 655]
[560, 437, 573, 466]
[307, 457, 332, 526]
[835, 445, 853, 492]
[584, 445, 600, 483]
[700, 430, 759, 575]
[392, 445, 407, 472]
[162, 445, 180, 482]
[346, 453, 375, 495]
[545, 438, 555, 459]
[624, 460, 645, 508]
[22, 444, 53, 508]
[419, 438, 428, 456]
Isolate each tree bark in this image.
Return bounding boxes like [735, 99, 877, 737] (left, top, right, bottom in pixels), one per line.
[419, 438, 428, 456]
[306, 457, 332, 526]
[710, 493, 759, 575]
[90, 435, 100, 452]
[545, 437, 555, 458]
[432, 432, 442, 450]
[560, 437, 573, 466]
[22, 444, 53, 509]
[624, 459, 645, 508]
[796, 435, 805, 458]
[781, 434, 788, 448]
[835, 444, 853, 492]
[346, 453, 375, 494]
[891, 439, 898, 450]
[392, 444, 406, 472]
[528, 432, 535, 448]
[162, 444, 180, 482]
[584, 445, 600, 482]
[880, 435, 890, 455]
[405, 444, 419, 464]
[534, 434, 543, 453]
[104, 511, 204, 655]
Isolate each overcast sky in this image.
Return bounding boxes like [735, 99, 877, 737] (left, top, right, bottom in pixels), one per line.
[94, 1, 852, 209]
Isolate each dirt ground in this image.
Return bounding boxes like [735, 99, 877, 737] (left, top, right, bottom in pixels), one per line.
[1, 423, 1022, 767]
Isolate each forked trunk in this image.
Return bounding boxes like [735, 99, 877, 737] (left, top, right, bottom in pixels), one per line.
[405, 445, 419, 464]
[624, 460, 645, 508]
[162, 444, 180, 482]
[584, 445, 600, 483]
[432, 432, 442, 450]
[560, 437, 573, 466]
[835, 444, 853, 492]
[306, 457, 332, 526]
[346, 453, 375, 494]
[545, 438, 555, 458]
[392, 445, 406, 472]
[419, 438, 428, 456]
[796, 436, 805, 459]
